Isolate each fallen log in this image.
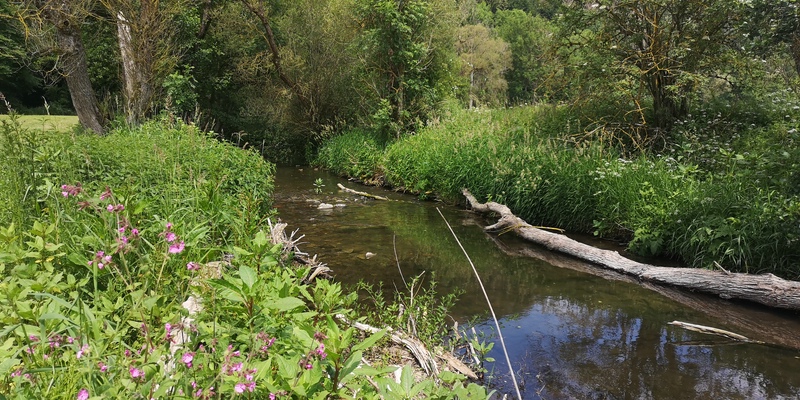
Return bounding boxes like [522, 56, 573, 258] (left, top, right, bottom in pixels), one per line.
[462, 188, 800, 311]
[337, 183, 390, 201]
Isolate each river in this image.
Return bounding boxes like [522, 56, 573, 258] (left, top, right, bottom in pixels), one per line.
[273, 166, 800, 400]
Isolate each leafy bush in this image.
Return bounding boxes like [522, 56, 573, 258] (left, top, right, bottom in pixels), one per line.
[314, 128, 385, 181]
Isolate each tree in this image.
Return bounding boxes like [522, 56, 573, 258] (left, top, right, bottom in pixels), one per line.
[494, 9, 560, 103]
[563, 0, 738, 131]
[0, 1, 40, 110]
[355, 0, 458, 137]
[744, 0, 800, 81]
[17, 1, 106, 133]
[455, 24, 512, 108]
[101, 0, 186, 124]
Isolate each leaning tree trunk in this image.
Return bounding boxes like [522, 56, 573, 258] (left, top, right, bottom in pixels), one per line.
[45, 7, 105, 134]
[462, 189, 800, 311]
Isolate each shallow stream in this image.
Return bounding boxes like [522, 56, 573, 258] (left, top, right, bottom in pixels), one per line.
[274, 167, 800, 399]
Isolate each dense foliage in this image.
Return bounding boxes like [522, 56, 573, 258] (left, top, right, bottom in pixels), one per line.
[0, 117, 489, 399]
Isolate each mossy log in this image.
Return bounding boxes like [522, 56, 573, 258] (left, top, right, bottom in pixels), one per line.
[462, 189, 800, 312]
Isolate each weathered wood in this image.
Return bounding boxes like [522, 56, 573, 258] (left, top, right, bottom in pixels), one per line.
[668, 321, 763, 344]
[337, 183, 390, 201]
[462, 188, 800, 311]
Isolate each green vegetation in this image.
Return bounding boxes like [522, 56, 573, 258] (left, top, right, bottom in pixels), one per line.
[0, 117, 489, 398]
[316, 104, 800, 279]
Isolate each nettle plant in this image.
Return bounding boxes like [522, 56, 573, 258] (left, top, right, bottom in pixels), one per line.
[0, 184, 489, 399]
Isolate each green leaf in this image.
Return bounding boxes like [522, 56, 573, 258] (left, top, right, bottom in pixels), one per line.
[0, 358, 20, 375]
[351, 329, 386, 352]
[253, 230, 268, 248]
[336, 350, 363, 385]
[239, 265, 257, 290]
[270, 296, 305, 312]
[208, 278, 245, 302]
[232, 246, 253, 256]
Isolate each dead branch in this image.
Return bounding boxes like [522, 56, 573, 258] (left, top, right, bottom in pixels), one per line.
[337, 183, 390, 201]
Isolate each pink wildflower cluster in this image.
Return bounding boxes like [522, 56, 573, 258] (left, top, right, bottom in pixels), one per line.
[106, 203, 124, 213]
[191, 381, 216, 399]
[299, 331, 328, 370]
[88, 250, 113, 270]
[161, 222, 185, 254]
[256, 331, 276, 358]
[76, 388, 89, 400]
[61, 184, 82, 197]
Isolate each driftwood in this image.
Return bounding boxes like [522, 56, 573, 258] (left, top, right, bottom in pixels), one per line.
[337, 183, 390, 201]
[267, 219, 332, 282]
[668, 321, 764, 344]
[336, 314, 479, 380]
[462, 189, 800, 312]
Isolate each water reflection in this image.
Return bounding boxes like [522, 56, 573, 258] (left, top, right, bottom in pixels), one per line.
[274, 167, 800, 399]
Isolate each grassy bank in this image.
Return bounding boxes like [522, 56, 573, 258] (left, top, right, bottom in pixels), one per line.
[316, 106, 800, 279]
[0, 116, 488, 399]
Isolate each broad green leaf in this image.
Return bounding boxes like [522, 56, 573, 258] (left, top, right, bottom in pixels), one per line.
[351, 329, 386, 352]
[270, 296, 305, 312]
[336, 350, 363, 385]
[232, 246, 253, 256]
[0, 358, 19, 375]
[239, 265, 257, 290]
[207, 279, 244, 302]
[253, 230, 268, 248]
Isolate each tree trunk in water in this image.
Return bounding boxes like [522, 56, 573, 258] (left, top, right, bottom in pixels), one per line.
[46, 9, 105, 134]
[462, 189, 800, 312]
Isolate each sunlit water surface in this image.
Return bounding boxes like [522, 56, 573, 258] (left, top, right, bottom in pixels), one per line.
[274, 167, 800, 400]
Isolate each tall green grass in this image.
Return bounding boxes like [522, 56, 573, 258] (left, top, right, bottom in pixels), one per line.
[315, 107, 800, 278]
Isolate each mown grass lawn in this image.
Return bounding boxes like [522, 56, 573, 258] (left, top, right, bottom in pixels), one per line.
[0, 114, 79, 133]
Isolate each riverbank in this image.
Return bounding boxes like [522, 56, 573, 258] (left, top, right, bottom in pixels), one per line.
[315, 106, 800, 280]
[0, 116, 487, 399]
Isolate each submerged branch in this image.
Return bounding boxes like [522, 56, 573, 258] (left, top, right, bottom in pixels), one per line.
[337, 183, 390, 201]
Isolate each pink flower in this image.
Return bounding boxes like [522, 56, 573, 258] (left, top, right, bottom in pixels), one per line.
[169, 241, 185, 254]
[231, 362, 242, 372]
[165, 222, 173, 230]
[61, 184, 82, 198]
[187, 262, 199, 271]
[131, 228, 139, 237]
[100, 187, 112, 200]
[182, 352, 194, 368]
[165, 231, 177, 243]
[76, 344, 89, 359]
[98, 361, 108, 372]
[106, 204, 115, 212]
[129, 366, 144, 380]
[269, 393, 276, 400]
[234, 383, 245, 394]
[246, 382, 255, 392]
[76, 388, 89, 400]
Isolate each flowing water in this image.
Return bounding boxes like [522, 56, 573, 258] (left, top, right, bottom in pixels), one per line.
[274, 167, 800, 400]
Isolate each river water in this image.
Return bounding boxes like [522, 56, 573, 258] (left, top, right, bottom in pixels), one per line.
[273, 166, 800, 400]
